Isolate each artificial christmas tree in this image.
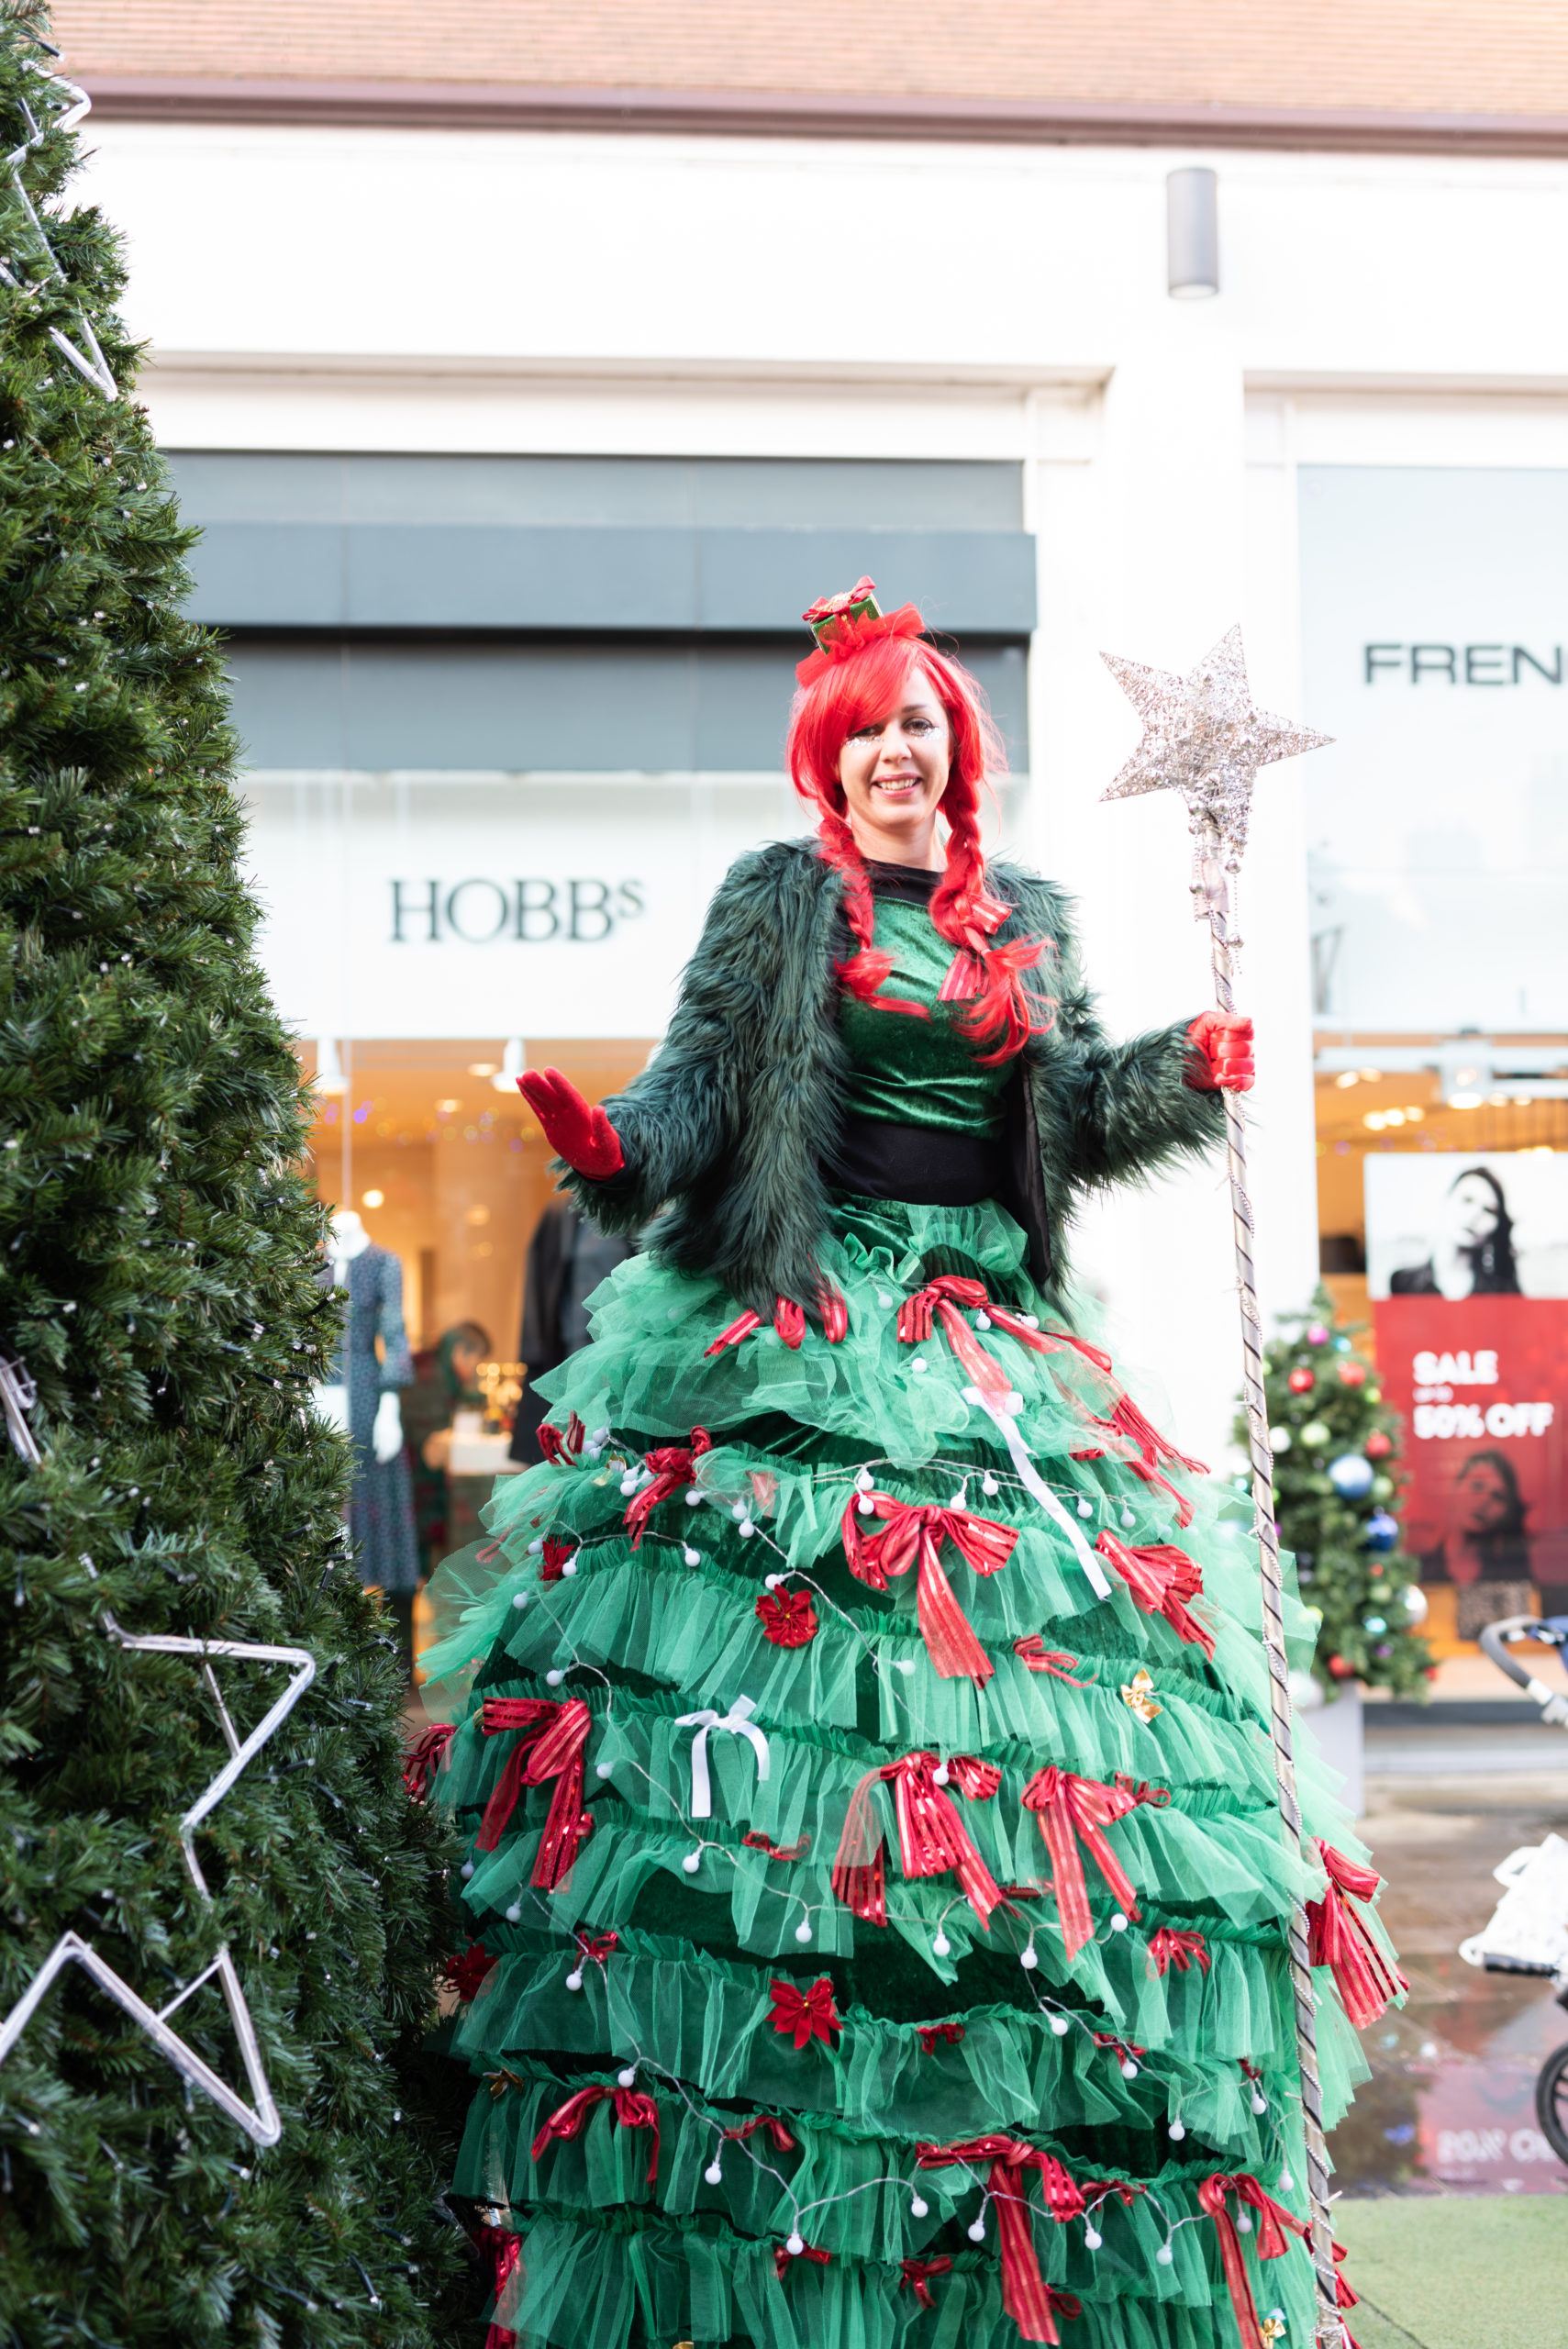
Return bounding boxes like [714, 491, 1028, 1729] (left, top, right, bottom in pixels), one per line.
[0, 22, 463, 2342]
[1240, 1287, 1429, 1698]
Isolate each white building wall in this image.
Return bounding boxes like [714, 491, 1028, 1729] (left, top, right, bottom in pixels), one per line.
[71, 116, 1568, 1462]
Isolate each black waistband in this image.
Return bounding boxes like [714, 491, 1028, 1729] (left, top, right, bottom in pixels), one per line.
[823, 1113, 1006, 1208]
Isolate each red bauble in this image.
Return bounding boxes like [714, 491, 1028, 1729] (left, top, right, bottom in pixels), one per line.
[1288, 1367, 1314, 1394]
[1365, 1431, 1393, 1459]
[1338, 1360, 1368, 1387]
[1326, 1653, 1357, 1681]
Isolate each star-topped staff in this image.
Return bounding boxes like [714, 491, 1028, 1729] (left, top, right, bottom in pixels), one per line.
[1100, 627, 1349, 2349]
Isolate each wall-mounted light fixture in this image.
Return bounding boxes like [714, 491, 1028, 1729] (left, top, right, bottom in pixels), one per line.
[313, 1037, 348, 1095]
[1167, 167, 1219, 299]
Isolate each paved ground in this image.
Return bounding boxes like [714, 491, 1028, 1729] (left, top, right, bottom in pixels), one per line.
[1326, 1736, 1567, 2345]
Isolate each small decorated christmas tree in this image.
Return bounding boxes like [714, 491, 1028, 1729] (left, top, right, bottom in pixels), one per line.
[1240, 1284, 1430, 1695]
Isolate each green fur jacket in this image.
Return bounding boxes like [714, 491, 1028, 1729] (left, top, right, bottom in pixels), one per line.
[562, 837, 1224, 1319]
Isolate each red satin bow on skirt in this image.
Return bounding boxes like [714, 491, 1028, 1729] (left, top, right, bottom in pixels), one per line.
[474, 2223, 521, 2349]
[773, 2239, 830, 2279]
[476, 1697, 594, 1889]
[537, 1410, 585, 1465]
[917, 2021, 967, 2053]
[530, 2081, 661, 2185]
[1196, 2174, 1310, 2349]
[895, 1274, 1049, 1404]
[916, 2137, 1084, 2343]
[1307, 1842, 1408, 2027]
[832, 1747, 1003, 1928]
[1020, 1765, 1165, 1960]
[623, 1428, 712, 1548]
[1012, 1637, 1094, 1685]
[841, 1490, 1017, 1683]
[722, 2111, 798, 2153]
[1094, 1531, 1215, 1656]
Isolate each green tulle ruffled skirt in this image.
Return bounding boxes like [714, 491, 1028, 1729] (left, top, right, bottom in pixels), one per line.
[419, 1197, 1393, 2349]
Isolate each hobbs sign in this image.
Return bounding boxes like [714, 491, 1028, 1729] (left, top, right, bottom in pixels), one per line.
[390, 878, 646, 944]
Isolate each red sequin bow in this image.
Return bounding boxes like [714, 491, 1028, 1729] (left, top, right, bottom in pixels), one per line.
[1149, 1927, 1210, 1976]
[1094, 1531, 1215, 1657]
[895, 1274, 1050, 1405]
[773, 2239, 830, 2280]
[899, 2254, 953, 2308]
[916, 2138, 1085, 2344]
[833, 1748, 1004, 1928]
[475, 1697, 595, 1889]
[1196, 2174, 1310, 2349]
[403, 1720, 455, 1802]
[722, 2112, 798, 2153]
[529, 2081, 661, 2185]
[1307, 1842, 1408, 2028]
[767, 1976, 841, 2050]
[841, 1490, 1018, 1684]
[1019, 1765, 1166, 1961]
[624, 1428, 712, 1549]
[537, 1410, 585, 1465]
[755, 1586, 818, 1647]
[1073, 1394, 1207, 1531]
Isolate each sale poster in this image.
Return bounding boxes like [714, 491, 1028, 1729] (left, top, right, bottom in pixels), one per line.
[1367, 1154, 1568, 1631]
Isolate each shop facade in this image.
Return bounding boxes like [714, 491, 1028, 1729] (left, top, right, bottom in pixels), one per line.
[71, 71, 1568, 1599]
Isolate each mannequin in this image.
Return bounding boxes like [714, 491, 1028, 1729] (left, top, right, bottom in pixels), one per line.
[314, 1204, 419, 1657]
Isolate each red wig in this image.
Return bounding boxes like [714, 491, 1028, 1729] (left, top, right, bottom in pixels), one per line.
[785, 598, 1050, 1062]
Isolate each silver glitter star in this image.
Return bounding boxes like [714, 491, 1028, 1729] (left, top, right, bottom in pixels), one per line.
[1099, 625, 1330, 868]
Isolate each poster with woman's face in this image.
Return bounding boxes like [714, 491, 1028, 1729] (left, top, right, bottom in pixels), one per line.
[1367, 1153, 1568, 1632]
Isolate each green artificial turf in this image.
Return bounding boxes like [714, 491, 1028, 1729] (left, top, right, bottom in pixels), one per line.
[1334, 2195, 1565, 2348]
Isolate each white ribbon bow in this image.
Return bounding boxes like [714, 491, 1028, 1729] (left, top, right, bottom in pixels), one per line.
[675, 1695, 772, 1820]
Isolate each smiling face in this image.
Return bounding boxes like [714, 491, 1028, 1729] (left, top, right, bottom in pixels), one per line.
[835, 664, 952, 867]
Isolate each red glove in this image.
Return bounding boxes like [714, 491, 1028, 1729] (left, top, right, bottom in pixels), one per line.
[517, 1067, 625, 1180]
[1185, 1012, 1255, 1093]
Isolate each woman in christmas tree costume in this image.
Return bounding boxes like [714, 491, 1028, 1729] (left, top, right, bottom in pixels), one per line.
[417, 584, 1400, 2349]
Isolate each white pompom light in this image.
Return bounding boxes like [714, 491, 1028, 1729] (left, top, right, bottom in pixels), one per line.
[785, 2231, 805, 2257]
[1168, 2118, 1186, 2142]
[932, 1931, 951, 1958]
[909, 2194, 929, 2219]
[704, 2159, 724, 2186]
[1083, 2226, 1103, 2251]
[546, 1668, 565, 1687]
[967, 2216, 987, 2243]
[1019, 1944, 1039, 1972]
[617, 2065, 638, 2088]
[683, 1851, 702, 1875]
[794, 1918, 813, 1944]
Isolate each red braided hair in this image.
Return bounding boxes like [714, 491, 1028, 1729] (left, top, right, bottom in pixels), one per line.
[785, 602, 1051, 1063]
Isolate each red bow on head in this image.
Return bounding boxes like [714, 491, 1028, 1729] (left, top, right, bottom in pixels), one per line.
[894, 1274, 1050, 1405]
[767, 1976, 841, 2050]
[473, 2224, 521, 2349]
[755, 1586, 818, 1647]
[1196, 2174, 1310, 2349]
[1307, 1842, 1408, 2028]
[841, 1490, 1017, 1683]
[1094, 1531, 1215, 1657]
[476, 1697, 594, 1888]
[1149, 1926, 1210, 1976]
[833, 1748, 1003, 1929]
[537, 1411, 585, 1466]
[773, 2239, 831, 2280]
[1013, 1637, 1095, 1686]
[403, 1720, 456, 1802]
[722, 2112, 798, 2153]
[900, 2254, 953, 2308]
[917, 2021, 967, 2053]
[1020, 1766, 1164, 1960]
[623, 1429, 712, 1548]
[529, 2081, 661, 2185]
[917, 2138, 1084, 2343]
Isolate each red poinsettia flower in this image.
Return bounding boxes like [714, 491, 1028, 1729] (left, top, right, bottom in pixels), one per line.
[439, 1943, 498, 2002]
[755, 1586, 818, 1647]
[539, 1537, 576, 1582]
[768, 1976, 841, 2050]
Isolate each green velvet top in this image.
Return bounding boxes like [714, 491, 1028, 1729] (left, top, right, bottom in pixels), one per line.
[839, 872, 1018, 1136]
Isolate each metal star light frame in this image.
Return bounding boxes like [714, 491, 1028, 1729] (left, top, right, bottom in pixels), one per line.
[1100, 627, 1348, 2347]
[0, 45, 117, 399]
[0, 1601, 316, 2148]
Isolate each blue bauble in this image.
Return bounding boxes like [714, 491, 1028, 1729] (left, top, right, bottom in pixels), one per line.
[1363, 1508, 1398, 1553]
[1329, 1453, 1375, 1499]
